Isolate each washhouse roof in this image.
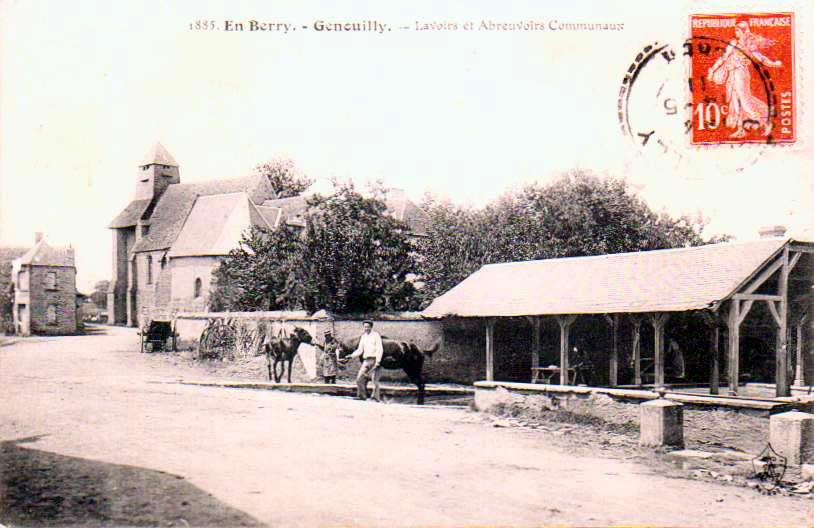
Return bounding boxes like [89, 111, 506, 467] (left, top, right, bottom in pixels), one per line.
[423, 238, 805, 318]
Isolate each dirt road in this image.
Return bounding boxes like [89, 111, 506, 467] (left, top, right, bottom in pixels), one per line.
[0, 326, 811, 527]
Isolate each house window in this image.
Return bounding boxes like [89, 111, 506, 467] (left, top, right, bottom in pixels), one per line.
[17, 270, 28, 290]
[46, 271, 57, 290]
[47, 305, 57, 324]
[146, 256, 153, 284]
[194, 278, 202, 298]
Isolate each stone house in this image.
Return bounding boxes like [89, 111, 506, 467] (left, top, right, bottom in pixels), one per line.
[12, 233, 77, 335]
[108, 143, 431, 328]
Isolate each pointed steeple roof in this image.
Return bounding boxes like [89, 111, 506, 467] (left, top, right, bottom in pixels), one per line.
[140, 142, 177, 166]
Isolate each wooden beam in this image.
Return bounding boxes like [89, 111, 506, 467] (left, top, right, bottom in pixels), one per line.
[556, 315, 577, 385]
[648, 313, 670, 388]
[630, 315, 643, 386]
[744, 257, 783, 294]
[794, 314, 808, 387]
[737, 300, 754, 326]
[733, 293, 782, 302]
[526, 316, 541, 372]
[789, 251, 802, 274]
[701, 310, 721, 395]
[789, 245, 814, 254]
[727, 300, 740, 395]
[710, 325, 720, 395]
[776, 246, 790, 397]
[767, 300, 781, 327]
[604, 314, 620, 387]
[485, 318, 495, 382]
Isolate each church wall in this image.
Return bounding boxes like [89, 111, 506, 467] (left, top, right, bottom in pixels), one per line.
[107, 228, 134, 325]
[155, 255, 173, 311]
[169, 256, 221, 313]
[133, 249, 173, 326]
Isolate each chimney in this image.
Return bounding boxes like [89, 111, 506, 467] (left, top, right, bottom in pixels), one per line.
[758, 225, 787, 239]
[66, 245, 75, 265]
[35, 232, 43, 244]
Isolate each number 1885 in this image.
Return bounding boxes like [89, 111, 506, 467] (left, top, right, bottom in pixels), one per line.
[190, 20, 217, 30]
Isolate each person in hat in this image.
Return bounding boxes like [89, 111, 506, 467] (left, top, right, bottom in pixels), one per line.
[348, 320, 383, 401]
[320, 330, 340, 384]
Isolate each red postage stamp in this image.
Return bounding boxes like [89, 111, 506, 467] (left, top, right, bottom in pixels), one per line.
[689, 13, 795, 145]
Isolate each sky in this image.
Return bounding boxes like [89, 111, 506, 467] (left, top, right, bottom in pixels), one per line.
[1, 0, 812, 292]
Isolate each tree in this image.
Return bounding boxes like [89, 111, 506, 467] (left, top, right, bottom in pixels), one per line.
[210, 183, 419, 313]
[253, 158, 313, 198]
[415, 170, 729, 306]
[91, 280, 109, 309]
[296, 184, 418, 312]
[413, 197, 492, 309]
[209, 224, 301, 312]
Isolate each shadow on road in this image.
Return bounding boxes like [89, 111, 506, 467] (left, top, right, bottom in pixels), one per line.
[0, 436, 263, 527]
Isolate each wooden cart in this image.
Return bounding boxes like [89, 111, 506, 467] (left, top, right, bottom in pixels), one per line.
[139, 320, 176, 353]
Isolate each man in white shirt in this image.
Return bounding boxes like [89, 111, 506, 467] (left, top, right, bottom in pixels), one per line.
[349, 320, 384, 401]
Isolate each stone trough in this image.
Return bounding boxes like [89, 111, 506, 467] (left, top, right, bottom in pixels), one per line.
[177, 380, 475, 405]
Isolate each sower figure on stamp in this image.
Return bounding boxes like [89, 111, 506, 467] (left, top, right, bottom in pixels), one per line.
[349, 320, 383, 401]
[707, 21, 782, 138]
[321, 330, 339, 384]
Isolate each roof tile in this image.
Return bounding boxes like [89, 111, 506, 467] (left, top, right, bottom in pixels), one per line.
[422, 238, 794, 317]
[132, 176, 270, 253]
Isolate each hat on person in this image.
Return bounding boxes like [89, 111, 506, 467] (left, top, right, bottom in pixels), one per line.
[323, 330, 333, 336]
[362, 319, 374, 326]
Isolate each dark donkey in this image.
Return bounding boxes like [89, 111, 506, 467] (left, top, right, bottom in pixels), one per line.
[264, 326, 313, 383]
[337, 336, 440, 404]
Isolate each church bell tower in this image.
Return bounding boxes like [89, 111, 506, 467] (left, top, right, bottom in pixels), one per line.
[134, 142, 180, 201]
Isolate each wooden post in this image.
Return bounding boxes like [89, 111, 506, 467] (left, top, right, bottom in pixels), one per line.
[556, 315, 577, 385]
[604, 314, 620, 387]
[526, 316, 541, 372]
[649, 313, 670, 388]
[727, 300, 740, 395]
[776, 246, 790, 397]
[710, 325, 720, 395]
[631, 315, 643, 386]
[794, 315, 808, 387]
[701, 311, 721, 395]
[485, 318, 495, 382]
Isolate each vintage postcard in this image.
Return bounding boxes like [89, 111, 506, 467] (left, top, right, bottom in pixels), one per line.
[0, 0, 813, 527]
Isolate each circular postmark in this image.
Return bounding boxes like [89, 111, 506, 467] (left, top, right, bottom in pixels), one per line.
[617, 34, 786, 174]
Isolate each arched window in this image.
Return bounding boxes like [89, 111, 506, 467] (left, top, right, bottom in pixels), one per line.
[194, 278, 202, 298]
[146, 256, 153, 284]
[46, 305, 57, 324]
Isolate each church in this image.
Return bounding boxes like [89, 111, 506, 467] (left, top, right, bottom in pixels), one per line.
[107, 144, 430, 327]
